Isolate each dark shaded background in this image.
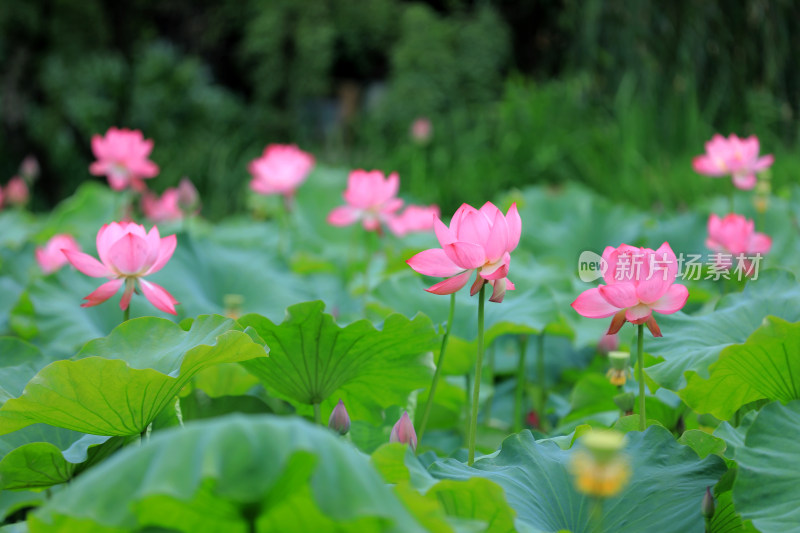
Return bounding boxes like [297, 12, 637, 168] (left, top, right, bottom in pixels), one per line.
[2, 0, 798, 218]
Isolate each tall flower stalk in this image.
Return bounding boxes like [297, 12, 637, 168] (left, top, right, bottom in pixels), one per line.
[468, 284, 487, 465]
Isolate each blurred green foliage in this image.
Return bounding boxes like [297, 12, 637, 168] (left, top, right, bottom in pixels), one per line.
[1, 0, 798, 218]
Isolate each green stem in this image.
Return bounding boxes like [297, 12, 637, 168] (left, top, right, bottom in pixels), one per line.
[313, 402, 321, 425]
[513, 335, 529, 433]
[467, 284, 487, 466]
[537, 333, 548, 432]
[123, 305, 130, 323]
[419, 293, 456, 441]
[464, 373, 471, 440]
[637, 324, 646, 431]
[590, 497, 604, 533]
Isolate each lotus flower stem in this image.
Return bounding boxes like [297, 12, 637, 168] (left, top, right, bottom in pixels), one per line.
[513, 334, 529, 433]
[467, 283, 487, 466]
[313, 402, 321, 425]
[537, 333, 548, 432]
[123, 305, 130, 323]
[636, 324, 645, 431]
[418, 292, 456, 441]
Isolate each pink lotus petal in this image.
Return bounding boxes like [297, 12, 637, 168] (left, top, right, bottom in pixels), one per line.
[434, 217, 456, 246]
[571, 287, 619, 319]
[732, 173, 757, 190]
[625, 304, 652, 324]
[389, 412, 417, 451]
[426, 271, 473, 295]
[599, 283, 639, 309]
[139, 279, 179, 315]
[81, 279, 123, 307]
[145, 233, 177, 275]
[483, 209, 509, 261]
[749, 233, 772, 255]
[489, 277, 508, 303]
[406, 248, 463, 277]
[649, 284, 689, 314]
[108, 234, 149, 275]
[444, 241, 486, 270]
[456, 210, 491, 246]
[63, 250, 113, 278]
[753, 154, 774, 172]
[480, 252, 510, 281]
[606, 310, 627, 335]
[119, 279, 136, 311]
[327, 206, 360, 227]
[505, 203, 521, 251]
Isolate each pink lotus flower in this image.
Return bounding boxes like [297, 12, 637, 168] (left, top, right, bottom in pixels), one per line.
[141, 189, 182, 222]
[327, 170, 404, 233]
[410, 117, 432, 144]
[19, 156, 39, 183]
[248, 144, 314, 198]
[35, 234, 81, 274]
[64, 222, 179, 314]
[390, 412, 417, 451]
[89, 127, 159, 191]
[706, 213, 771, 271]
[406, 202, 521, 303]
[387, 204, 440, 237]
[692, 134, 774, 190]
[571, 243, 688, 337]
[5, 177, 29, 206]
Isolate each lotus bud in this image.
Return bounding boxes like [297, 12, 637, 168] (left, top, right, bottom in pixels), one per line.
[390, 412, 417, 451]
[177, 178, 201, 213]
[701, 486, 715, 519]
[328, 399, 350, 435]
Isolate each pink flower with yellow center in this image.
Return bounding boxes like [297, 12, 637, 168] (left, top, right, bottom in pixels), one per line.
[692, 134, 774, 190]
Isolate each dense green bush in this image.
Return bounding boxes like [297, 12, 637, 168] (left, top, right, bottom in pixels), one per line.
[1, 0, 798, 218]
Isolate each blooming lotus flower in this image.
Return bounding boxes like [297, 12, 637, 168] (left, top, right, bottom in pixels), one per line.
[706, 213, 771, 271]
[390, 412, 417, 451]
[387, 204, 440, 237]
[406, 202, 521, 303]
[248, 144, 314, 198]
[35, 234, 81, 274]
[5, 177, 29, 206]
[327, 170, 404, 232]
[63, 222, 179, 314]
[328, 399, 351, 435]
[90, 127, 159, 191]
[571, 243, 688, 337]
[692, 134, 774, 190]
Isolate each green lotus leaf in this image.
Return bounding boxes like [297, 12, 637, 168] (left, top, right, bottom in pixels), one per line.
[428, 426, 726, 532]
[708, 491, 758, 533]
[732, 400, 800, 533]
[29, 414, 423, 532]
[644, 270, 800, 392]
[0, 424, 128, 490]
[0, 338, 61, 404]
[239, 301, 437, 423]
[681, 316, 800, 420]
[0, 315, 268, 436]
[677, 430, 726, 459]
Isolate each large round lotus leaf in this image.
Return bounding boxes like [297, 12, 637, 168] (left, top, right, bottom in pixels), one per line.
[29, 414, 424, 533]
[682, 316, 800, 420]
[644, 269, 800, 392]
[733, 400, 800, 533]
[239, 301, 437, 423]
[0, 315, 268, 436]
[428, 426, 726, 533]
